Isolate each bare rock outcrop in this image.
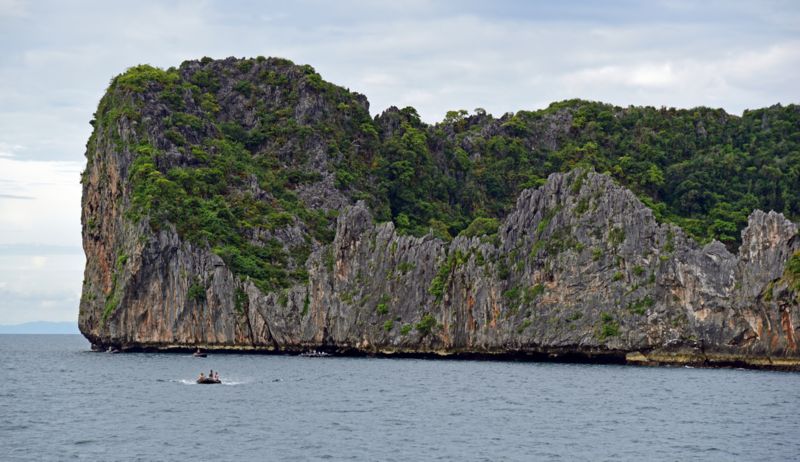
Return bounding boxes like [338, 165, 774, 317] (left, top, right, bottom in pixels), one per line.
[80, 165, 800, 368]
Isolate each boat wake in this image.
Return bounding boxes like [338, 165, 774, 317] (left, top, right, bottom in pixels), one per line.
[222, 380, 245, 386]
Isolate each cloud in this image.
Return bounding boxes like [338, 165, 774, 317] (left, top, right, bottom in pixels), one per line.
[0, 247, 83, 323]
[0, 142, 24, 158]
[0, 244, 83, 255]
[0, 252, 84, 324]
[0, 0, 27, 17]
[0, 158, 82, 247]
[30, 256, 47, 269]
[557, 39, 800, 110]
[0, 287, 82, 324]
[0, 193, 33, 199]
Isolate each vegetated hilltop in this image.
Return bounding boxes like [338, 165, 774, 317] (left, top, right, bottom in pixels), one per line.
[79, 56, 800, 369]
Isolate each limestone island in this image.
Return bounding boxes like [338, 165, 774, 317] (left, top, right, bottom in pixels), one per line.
[79, 57, 800, 371]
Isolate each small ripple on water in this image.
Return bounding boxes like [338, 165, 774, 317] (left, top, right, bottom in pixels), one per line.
[634, 405, 659, 411]
[321, 408, 369, 413]
[72, 439, 96, 445]
[0, 423, 30, 431]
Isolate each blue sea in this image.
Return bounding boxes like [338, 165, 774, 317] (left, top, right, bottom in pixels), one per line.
[1, 335, 799, 461]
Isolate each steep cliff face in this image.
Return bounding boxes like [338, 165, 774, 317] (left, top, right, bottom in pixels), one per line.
[79, 58, 800, 369]
[81, 167, 800, 367]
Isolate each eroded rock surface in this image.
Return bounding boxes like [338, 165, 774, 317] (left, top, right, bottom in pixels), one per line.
[81, 165, 800, 368]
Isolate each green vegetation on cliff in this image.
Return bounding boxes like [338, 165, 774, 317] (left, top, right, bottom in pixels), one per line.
[90, 59, 363, 292]
[360, 100, 800, 248]
[86, 57, 800, 294]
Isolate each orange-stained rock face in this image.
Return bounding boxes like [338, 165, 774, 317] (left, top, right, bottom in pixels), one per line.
[781, 308, 797, 352]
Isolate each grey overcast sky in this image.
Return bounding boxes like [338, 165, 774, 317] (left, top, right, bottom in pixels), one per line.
[0, 0, 798, 325]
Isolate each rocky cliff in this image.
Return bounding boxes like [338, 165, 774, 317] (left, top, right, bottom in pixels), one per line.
[79, 57, 800, 369]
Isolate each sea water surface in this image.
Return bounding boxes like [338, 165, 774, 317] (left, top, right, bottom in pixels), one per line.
[1, 335, 799, 461]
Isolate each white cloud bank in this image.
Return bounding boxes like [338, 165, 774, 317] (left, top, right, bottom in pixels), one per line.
[0, 158, 82, 246]
[0, 158, 83, 324]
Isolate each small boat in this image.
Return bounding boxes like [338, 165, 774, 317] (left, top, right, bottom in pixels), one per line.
[193, 349, 207, 358]
[197, 377, 221, 384]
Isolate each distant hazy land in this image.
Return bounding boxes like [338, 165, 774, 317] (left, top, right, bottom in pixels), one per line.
[0, 321, 79, 334]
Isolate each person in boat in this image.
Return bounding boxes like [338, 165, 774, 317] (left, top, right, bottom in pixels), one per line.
[209, 369, 213, 379]
[198, 372, 205, 381]
[214, 371, 220, 381]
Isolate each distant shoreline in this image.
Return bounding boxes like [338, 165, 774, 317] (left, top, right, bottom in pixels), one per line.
[0, 333, 81, 335]
[0, 322, 79, 335]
